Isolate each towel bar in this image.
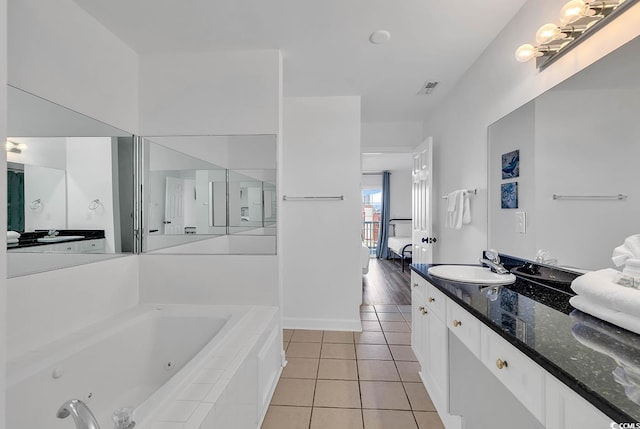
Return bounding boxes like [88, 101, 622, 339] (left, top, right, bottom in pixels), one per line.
[283, 195, 344, 201]
[552, 194, 627, 200]
[441, 189, 477, 199]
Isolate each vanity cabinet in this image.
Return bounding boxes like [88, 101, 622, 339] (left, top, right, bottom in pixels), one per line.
[8, 238, 105, 253]
[411, 271, 618, 428]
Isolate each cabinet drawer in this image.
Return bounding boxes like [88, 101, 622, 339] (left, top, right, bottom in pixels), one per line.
[425, 282, 446, 320]
[447, 299, 481, 357]
[410, 272, 427, 296]
[480, 325, 544, 422]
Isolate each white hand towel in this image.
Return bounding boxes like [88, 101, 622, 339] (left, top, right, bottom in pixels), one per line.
[7, 231, 20, 239]
[571, 269, 640, 316]
[570, 295, 640, 335]
[446, 191, 457, 228]
[613, 245, 634, 266]
[462, 192, 471, 225]
[624, 259, 640, 277]
[7, 238, 19, 244]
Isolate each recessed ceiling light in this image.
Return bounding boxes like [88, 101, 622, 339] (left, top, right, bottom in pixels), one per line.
[369, 30, 391, 44]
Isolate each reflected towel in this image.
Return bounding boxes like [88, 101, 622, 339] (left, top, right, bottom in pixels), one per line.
[7, 231, 20, 239]
[569, 295, 640, 335]
[7, 238, 19, 244]
[462, 192, 471, 225]
[571, 269, 640, 316]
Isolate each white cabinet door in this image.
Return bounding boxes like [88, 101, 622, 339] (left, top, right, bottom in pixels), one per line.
[411, 273, 426, 367]
[545, 373, 613, 429]
[423, 311, 449, 406]
[412, 137, 433, 264]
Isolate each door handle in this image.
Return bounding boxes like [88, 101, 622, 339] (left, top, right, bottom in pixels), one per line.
[421, 237, 438, 244]
[163, 221, 172, 224]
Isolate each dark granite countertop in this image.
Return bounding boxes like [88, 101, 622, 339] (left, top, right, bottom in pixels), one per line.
[411, 260, 640, 424]
[7, 230, 105, 249]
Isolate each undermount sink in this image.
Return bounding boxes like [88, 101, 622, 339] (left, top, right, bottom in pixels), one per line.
[37, 235, 85, 243]
[428, 265, 516, 285]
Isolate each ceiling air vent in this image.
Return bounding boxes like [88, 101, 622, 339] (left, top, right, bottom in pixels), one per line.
[417, 81, 439, 95]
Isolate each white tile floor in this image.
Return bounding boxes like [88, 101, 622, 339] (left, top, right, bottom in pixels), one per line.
[261, 304, 445, 429]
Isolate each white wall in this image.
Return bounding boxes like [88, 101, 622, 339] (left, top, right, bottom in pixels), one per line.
[4, 0, 140, 378]
[282, 96, 362, 331]
[6, 256, 138, 359]
[1, 0, 8, 424]
[139, 50, 280, 136]
[423, 0, 640, 264]
[23, 164, 66, 231]
[8, 0, 138, 133]
[362, 121, 423, 152]
[138, 50, 282, 306]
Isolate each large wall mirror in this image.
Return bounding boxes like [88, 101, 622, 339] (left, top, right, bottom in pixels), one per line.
[141, 135, 277, 255]
[488, 35, 640, 271]
[6, 86, 135, 277]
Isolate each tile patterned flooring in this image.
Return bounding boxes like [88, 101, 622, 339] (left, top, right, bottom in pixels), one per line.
[261, 304, 445, 429]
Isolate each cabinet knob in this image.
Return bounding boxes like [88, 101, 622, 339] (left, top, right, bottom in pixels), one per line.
[428, 297, 435, 303]
[418, 306, 428, 315]
[496, 358, 508, 370]
[413, 283, 419, 288]
[452, 320, 462, 327]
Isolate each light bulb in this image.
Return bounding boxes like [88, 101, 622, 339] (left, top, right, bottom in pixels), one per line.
[536, 23, 562, 44]
[560, 0, 590, 25]
[515, 44, 537, 62]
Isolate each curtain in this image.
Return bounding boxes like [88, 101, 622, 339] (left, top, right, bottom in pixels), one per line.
[376, 171, 391, 259]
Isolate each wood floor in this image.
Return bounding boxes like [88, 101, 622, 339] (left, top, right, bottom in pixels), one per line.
[362, 257, 412, 305]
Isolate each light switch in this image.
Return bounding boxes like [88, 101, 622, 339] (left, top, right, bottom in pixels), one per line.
[516, 211, 527, 234]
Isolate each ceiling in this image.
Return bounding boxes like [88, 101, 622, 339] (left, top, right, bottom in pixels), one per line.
[73, 0, 527, 123]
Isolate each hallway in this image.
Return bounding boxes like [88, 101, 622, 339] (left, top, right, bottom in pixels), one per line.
[362, 258, 412, 305]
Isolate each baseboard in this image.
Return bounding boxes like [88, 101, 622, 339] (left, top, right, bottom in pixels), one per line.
[283, 317, 362, 332]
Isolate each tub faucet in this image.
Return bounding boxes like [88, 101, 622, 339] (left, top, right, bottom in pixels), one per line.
[57, 399, 100, 429]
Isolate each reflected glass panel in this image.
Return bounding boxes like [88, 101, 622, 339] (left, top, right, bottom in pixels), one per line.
[6, 86, 135, 278]
[141, 135, 277, 255]
[487, 35, 640, 271]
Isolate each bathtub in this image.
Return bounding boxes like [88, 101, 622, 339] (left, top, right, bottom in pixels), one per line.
[7, 304, 282, 429]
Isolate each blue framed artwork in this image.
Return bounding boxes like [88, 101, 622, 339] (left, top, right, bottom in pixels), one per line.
[502, 149, 520, 179]
[501, 182, 518, 209]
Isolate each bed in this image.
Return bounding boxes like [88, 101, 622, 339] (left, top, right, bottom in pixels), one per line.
[387, 219, 412, 272]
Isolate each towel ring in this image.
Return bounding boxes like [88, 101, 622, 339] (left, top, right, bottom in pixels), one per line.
[29, 198, 42, 210]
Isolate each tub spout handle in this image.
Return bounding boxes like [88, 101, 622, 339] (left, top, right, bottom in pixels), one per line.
[57, 399, 101, 429]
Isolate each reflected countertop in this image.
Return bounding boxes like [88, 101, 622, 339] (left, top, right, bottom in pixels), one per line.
[7, 229, 105, 249]
[411, 262, 640, 424]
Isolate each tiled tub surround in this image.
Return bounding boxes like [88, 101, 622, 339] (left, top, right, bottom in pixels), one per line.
[412, 261, 640, 424]
[7, 304, 282, 429]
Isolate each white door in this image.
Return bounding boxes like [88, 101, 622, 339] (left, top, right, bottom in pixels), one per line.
[164, 176, 185, 234]
[412, 137, 434, 264]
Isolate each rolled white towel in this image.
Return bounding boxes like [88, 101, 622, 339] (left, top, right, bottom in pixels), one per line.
[570, 295, 640, 336]
[613, 244, 635, 267]
[7, 238, 19, 244]
[7, 231, 20, 240]
[625, 235, 640, 258]
[571, 269, 640, 316]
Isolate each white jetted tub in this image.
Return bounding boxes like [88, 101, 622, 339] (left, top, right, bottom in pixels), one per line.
[7, 304, 282, 429]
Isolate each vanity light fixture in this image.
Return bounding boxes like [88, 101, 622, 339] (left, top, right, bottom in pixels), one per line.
[5, 140, 25, 154]
[515, 0, 637, 69]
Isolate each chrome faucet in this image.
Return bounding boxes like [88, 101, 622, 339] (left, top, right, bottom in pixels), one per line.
[57, 399, 100, 429]
[479, 249, 509, 274]
[47, 229, 59, 237]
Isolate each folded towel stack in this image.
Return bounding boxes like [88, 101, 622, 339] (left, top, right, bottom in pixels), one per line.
[446, 190, 471, 229]
[7, 231, 20, 245]
[570, 268, 640, 335]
